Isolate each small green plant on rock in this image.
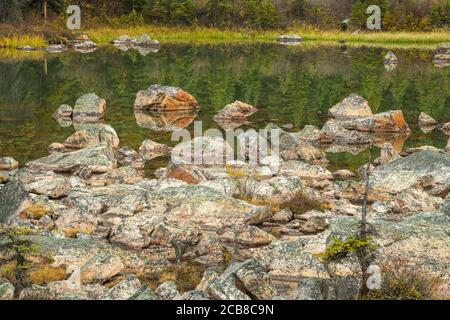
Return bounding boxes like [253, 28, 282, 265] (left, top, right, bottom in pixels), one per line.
[0, 226, 39, 295]
[316, 236, 377, 263]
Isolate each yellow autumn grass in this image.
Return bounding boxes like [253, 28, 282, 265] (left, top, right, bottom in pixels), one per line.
[86, 25, 449, 45]
[0, 34, 47, 49]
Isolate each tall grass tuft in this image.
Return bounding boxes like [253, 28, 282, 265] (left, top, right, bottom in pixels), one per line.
[0, 34, 46, 49]
[86, 26, 450, 45]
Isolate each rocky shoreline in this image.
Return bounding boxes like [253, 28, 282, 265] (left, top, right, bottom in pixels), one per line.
[0, 86, 449, 300]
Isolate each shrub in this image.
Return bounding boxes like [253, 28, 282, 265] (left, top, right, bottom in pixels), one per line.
[27, 264, 67, 285]
[365, 258, 446, 300]
[278, 190, 326, 216]
[119, 9, 144, 27]
[23, 203, 51, 220]
[145, 261, 205, 292]
[316, 236, 377, 263]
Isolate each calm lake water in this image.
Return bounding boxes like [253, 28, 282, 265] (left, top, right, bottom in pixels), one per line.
[0, 43, 449, 173]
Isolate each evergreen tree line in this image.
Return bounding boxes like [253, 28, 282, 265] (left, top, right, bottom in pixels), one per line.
[1, 0, 449, 30]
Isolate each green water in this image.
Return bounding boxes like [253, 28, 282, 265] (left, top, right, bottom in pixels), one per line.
[0, 43, 449, 173]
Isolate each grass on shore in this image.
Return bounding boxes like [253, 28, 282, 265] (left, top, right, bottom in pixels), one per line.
[0, 26, 448, 50]
[0, 34, 47, 49]
[86, 26, 449, 45]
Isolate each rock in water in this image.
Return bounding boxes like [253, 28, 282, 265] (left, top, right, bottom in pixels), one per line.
[320, 119, 371, 145]
[441, 122, 450, 135]
[214, 101, 257, 120]
[419, 112, 438, 128]
[383, 50, 398, 65]
[112, 35, 132, 44]
[0, 180, 30, 223]
[26, 143, 116, 174]
[328, 94, 373, 121]
[139, 139, 169, 160]
[72, 94, 106, 123]
[53, 104, 73, 119]
[277, 35, 303, 43]
[370, 151, 450, 193]
[133, 34, 160, 47]
[344, 110, 410, 133]
[73, 40, 98, 53]
[135, 109, 199, 132]
[134, 85, 199, 112]
[433, 42, 450, 68]
[45, 44, 67, 53]
[0, 157, 19, 170]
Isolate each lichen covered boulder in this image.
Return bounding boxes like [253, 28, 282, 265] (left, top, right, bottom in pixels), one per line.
[329, 94, 373, 121]
[134, 85, 199, 112]
[26, 143, 116, 174]
[72, 93, 106, 122]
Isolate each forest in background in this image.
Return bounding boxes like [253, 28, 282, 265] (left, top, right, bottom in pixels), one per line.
[1, 0, 449, 32]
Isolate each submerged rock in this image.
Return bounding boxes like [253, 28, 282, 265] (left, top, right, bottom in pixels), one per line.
[329, 94, 373, 121]
[134, 85, 199, 112]
[441, 122, 450, 135]
[344, 110, 410, 133]
[214, 101, 257, 120]
[0, 157, 19, 170]
[45, 44, 67, 53]
[74, 40, 97, 53]
[277, 35, 303, 43]
[72, 94, 106, 123]
[320, 119, 371, 145]
[26, 143, 116, 174]
[111, 35, 133, 44]
[139, 139, 169, 160]
[16, 46, 37, 51]
[53, 104, 73, 119]
[135, 109, 199, 131]
[433, 42, 450, 67]
[419, 112, 438, 129]
[383, 50, 398, 65]
[132, 34, 160, 47]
